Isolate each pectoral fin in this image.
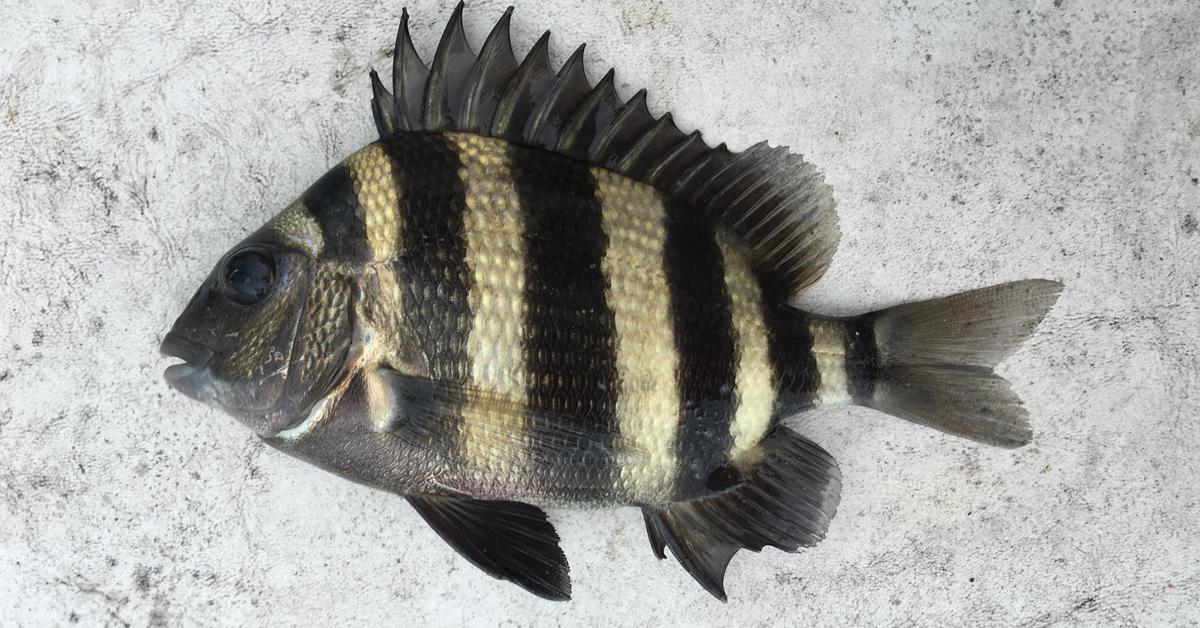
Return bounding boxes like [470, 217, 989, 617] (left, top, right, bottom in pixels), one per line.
[407, 494, 571, 601]
[375, 368, 616, 467]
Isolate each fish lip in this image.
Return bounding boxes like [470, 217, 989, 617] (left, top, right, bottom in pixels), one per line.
[159, 332, 214, 386]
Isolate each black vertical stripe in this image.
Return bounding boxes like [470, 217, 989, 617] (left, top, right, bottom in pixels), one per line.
[843, 314, 880, 404]
[662, 201, 738, 499]
[510, 145, 619, 501]
[761, 281, 820, 419]
[301, 164, 371, 263]
[377, 134, 473, 454]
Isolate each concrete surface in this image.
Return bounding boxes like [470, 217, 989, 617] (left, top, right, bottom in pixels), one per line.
[2, 0, 1198, 625]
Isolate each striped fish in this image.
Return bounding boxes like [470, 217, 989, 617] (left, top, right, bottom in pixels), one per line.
[160, 3, 1063, 601]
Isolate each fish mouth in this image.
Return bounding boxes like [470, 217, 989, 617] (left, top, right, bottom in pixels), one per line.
[159, 332, 214, 392]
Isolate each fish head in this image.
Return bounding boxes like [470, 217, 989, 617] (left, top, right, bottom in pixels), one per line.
[161, 213, 353, 437]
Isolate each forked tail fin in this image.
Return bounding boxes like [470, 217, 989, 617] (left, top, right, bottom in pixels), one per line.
[860, 279, 1063, 448]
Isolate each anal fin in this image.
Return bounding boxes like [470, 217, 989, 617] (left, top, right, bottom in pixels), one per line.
[643, 506, 741, 601]
[642, 426, 841, 601]
[407, 495, 571, 601]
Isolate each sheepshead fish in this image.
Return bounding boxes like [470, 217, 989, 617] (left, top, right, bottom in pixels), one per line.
[160, 3, 1062, 601]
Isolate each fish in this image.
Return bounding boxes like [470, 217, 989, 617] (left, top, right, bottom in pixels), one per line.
[160, 2, 1063, 601]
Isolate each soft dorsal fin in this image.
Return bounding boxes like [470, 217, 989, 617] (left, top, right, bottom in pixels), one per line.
[370, 2, 839, 297]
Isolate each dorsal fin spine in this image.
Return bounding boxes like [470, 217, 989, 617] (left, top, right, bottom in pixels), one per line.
[670, 145, 729, 200]
[371, 4, 840, 298]
[369, 69, 398, 136]
[556, 68, 619, 158]
[459, 7, 517, 133]
[645, 130, 706, 187]
[393, 8, 429, 131]
[616, 112, 673, 175]
[423, 2, 475, 130]
[525, 43, 590, 148]
[490, 30, 553, 139]
[591, 89, 652, 167]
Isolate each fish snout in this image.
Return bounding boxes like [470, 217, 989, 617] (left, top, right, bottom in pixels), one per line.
[159, 332, 214, 391]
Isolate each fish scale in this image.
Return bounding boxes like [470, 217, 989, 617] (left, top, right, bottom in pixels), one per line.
[161, 2, 1063, 602]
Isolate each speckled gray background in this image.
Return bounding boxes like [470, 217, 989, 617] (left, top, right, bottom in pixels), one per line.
[2, 0, 1197, 625]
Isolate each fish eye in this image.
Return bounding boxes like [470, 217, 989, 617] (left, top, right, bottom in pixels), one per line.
[221, 248, 276, 304]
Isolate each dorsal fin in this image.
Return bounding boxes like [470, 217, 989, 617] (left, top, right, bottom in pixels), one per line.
[369, 2, 840, 297]
[394, 8, 429, 131]
[555, 68, 620, 159]
[491, 31, 555, 140]
[422, 2, 476, 130]
[459, 7, 517, 133]
[526, 44, 591, 148]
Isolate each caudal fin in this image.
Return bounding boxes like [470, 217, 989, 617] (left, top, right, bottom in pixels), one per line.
[862, 279, 1063, 448]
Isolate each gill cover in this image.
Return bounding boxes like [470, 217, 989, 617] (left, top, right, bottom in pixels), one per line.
[163, 226, 353, 436]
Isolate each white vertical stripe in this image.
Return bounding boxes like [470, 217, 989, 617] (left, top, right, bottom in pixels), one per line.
[450, 133, 529, 475]
[344, 144, 401, 262]
[809, 319, 851, 405]
[718, 233, 776, 467]
[595, 170, 680, 502]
